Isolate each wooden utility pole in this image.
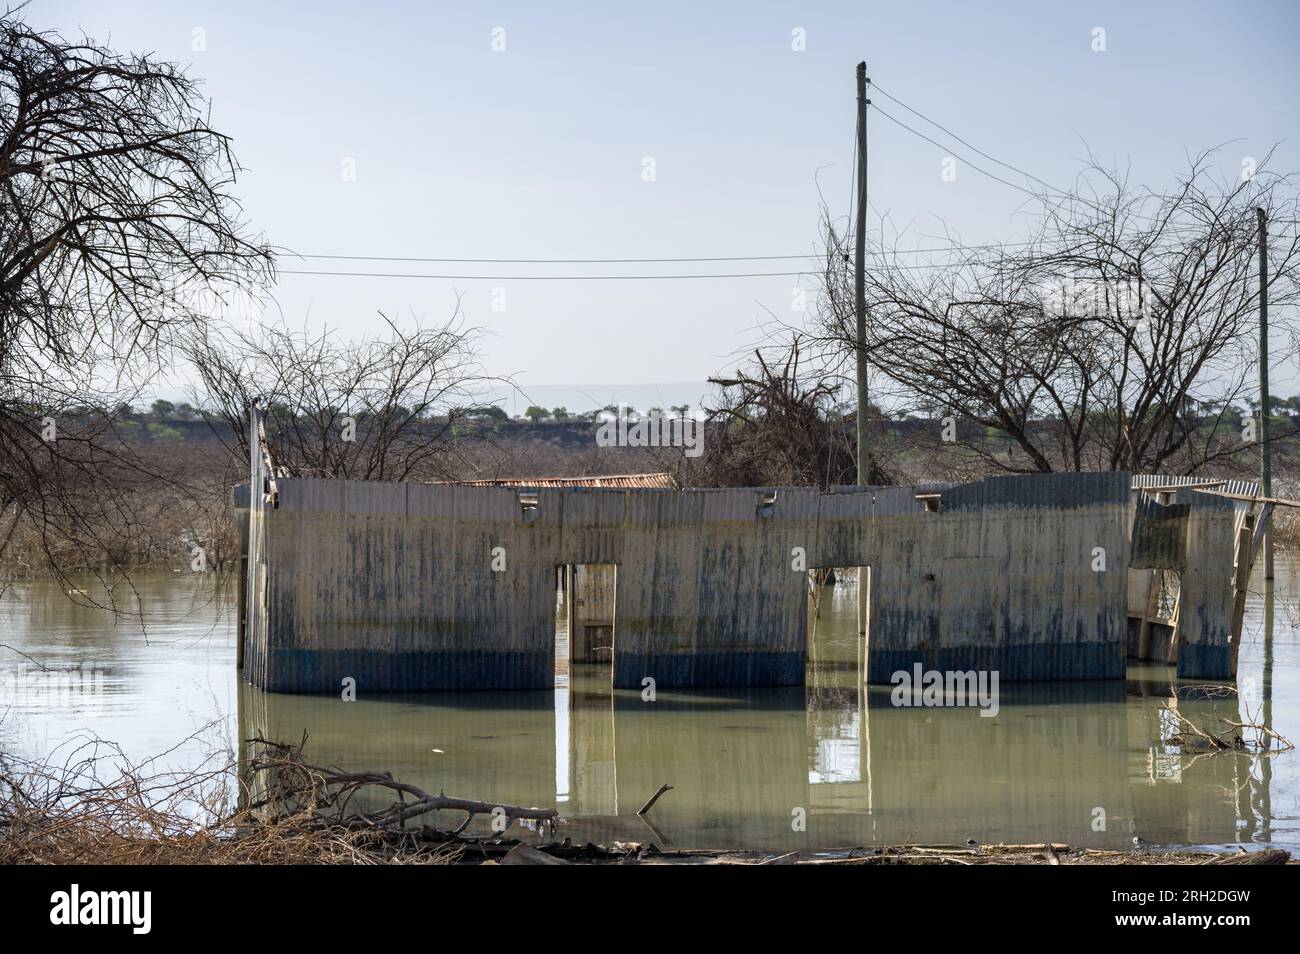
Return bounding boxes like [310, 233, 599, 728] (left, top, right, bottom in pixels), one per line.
[855, 61, 870, 639]
[854, 61, 869, 487]
[1258, 208, 1277, 778]
[1258, 207, 1274, 581]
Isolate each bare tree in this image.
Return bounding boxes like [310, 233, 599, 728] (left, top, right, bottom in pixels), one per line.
[698, 335, 864, 488]
[0, 12, 272, 383]
[814, 151, 1300, 475]
[188, 315, 489, 482]
[0, 11, 273, 580]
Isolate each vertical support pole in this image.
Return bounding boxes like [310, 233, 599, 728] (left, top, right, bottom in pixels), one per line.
[237, 554, 247, 670]
[1257, 207, 1273, 581]
[1261, 578, 1274, 829]
[564, 563, 576, 661]
[239, 400, 259, 672]
[1229, 512, 1255, 675]
[855, 61, 870, 639]
[854, 61, 870, 487]
[1136, 569, 1158, 661]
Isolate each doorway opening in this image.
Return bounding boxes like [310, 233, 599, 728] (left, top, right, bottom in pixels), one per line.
[807, 566, 867, 787]
[1134, 567, 1182, 663]
[556, 563, 617, 690]
[806, 566, 870, 685]
[554, 563, 618, 813]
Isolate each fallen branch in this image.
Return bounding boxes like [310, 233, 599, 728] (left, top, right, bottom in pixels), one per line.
[637, 783, 673, 816]
[1208, 848, 1290, 865]
[247, 737, 560, 834]
[1217, 718, 1295, 752]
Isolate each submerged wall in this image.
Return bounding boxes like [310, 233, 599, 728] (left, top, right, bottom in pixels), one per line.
[1128, 486, 1243, 679]
[241, 470, 1145, 693]
[861, 472, 1132, 682]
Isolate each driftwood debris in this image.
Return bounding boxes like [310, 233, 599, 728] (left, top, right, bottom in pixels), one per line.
[499, 844, 572, 866]
[1208, 848, 1290, 865]
[636, 783, 674, 816]
[248, 737, 560, 835]
[1162, 697, 1295, 754]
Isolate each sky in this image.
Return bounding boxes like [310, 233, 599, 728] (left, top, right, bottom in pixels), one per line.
[28, 0, 1300, 413]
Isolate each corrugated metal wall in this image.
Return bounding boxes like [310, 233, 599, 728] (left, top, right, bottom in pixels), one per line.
[862, 472, 1131, 682]
[1127, 476, 1255, 679]
[243, 469, 1147, 693]
[1168, 488, 1238, 679]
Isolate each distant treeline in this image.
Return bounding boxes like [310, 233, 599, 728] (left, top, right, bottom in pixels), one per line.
[52, 395, 1300, 431]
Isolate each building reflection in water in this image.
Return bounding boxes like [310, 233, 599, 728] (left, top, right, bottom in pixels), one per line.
[239, 646, 1264, 852]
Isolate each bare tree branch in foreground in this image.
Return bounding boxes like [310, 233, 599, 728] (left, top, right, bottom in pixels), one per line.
[0, 10, 273, 579]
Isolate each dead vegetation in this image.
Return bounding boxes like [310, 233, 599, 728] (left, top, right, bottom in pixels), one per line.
[615, 845, 1292, 866]
[0, 12, 273, 587]
[0, 733, 575, 865]
[1163, 685, 1295, 755]
[0, 432, 244, 587]
[1271, 477, 1300, 549]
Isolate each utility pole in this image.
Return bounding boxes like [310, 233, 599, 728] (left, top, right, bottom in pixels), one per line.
[1257, 207, 1274, 581]
[854, 61, 870, 488]
[855, 61, 871, 640]
[1258, 208, 1277, 788]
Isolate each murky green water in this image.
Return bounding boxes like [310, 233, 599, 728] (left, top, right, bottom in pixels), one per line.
[2, 560, 1298, 852]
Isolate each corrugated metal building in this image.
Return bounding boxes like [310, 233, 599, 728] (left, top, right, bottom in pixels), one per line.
[236, 416, 1262, 693]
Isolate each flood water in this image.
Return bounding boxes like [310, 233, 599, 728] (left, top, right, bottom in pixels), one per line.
[3, 559, 1299, 853]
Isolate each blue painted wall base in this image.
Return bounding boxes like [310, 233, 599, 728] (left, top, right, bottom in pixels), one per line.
[260, 649, 553, 693]
[614, 651, 805, 689]
[867, 643, 1127, 684]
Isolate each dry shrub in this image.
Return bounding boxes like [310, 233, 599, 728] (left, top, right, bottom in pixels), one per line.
[0, 734, 464, 865]
[1271, 476, 1300, 549]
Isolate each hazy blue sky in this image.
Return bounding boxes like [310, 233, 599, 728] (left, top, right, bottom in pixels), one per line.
[30, 0, 1300, 411]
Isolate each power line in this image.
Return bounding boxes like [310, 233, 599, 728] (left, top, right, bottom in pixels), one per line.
[288, 244, 1029, 262]
[870, 81, 1070, 197]
[868, 82, 1288, 232]
[287, 225, 1289, 267]
[869, 102, 1249, 229]
[279, 268, 822, 280]
[283, 230, 1293, 280]
[282, 88, 1295, 281]
[280, 220, 1294, 281]
[869, 82, 1129, 219]
[280, 253, 1025, 280]
[870, 103, 1050, 201]
[285, 228, 1277, 269]
[287, 252, 820, 264]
